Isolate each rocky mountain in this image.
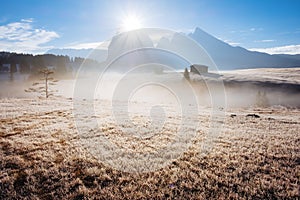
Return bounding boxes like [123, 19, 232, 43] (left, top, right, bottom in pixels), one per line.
[48, 28, 300, 70]
[107, 30, 194, 72]
[187, 28, 300, 69]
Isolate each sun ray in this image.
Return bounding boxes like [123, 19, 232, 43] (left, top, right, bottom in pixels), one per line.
[121, 14, 143, 32]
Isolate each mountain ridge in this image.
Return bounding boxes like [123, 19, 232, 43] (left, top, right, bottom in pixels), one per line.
[188, 28, 300, 69]
[47, 27, 300, 70]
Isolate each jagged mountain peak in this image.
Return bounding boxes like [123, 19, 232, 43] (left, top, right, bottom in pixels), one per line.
[47, 28, 300, 70]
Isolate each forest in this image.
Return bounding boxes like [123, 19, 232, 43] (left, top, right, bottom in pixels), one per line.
[0, 52, 99, 78]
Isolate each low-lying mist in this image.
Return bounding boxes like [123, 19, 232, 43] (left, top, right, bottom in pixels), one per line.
[1, 70, 299, 108]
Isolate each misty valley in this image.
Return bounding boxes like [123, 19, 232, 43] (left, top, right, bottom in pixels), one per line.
[0, 3, 300, 199]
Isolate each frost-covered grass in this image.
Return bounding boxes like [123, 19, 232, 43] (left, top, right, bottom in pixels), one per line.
[0, 98, 299, 199]
[220, 67, 300, 84]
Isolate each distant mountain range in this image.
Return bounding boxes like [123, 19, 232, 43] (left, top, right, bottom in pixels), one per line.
[48, 27, 300, 70]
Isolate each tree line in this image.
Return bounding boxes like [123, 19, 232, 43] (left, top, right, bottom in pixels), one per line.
[0, 51, 99, 78]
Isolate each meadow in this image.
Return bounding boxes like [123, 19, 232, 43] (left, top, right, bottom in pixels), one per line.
[0, 97, 299, 199]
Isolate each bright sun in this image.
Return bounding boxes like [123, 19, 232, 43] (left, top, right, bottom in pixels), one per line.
[121, 15, 142, 32]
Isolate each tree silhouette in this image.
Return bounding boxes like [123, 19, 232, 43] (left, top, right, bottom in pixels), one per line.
[25, 68, 58, 98]
[183, 67, 190, 81]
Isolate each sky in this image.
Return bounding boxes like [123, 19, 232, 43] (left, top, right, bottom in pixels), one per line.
[0, 0, 300, 54]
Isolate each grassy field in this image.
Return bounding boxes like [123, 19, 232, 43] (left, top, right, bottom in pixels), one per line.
[0, 98, 299, 199]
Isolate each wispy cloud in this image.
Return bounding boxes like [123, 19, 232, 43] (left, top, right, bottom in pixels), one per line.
[250, 44, 300, 55]
[21, 18, 34, 23]
[223, 39, 241, 46]
[0, 19, 59, 53]
[254, 39, 275, 43]
[230, 27, 263, 34]
[228, 42, 241, 46]
[64, 41, 110, 49]
[250, 27, 263, 32]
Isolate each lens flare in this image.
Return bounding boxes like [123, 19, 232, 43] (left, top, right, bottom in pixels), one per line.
[121, 14, 142, 31]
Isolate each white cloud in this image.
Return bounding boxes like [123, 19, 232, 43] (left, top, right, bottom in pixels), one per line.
[228, 42, 241, 46]
[254, 39, 275, 43]
[250, 44, 300, 55]
[0, 19, 59, 53]
[64, 41, 110, 49]
[223, 39, 241, 46]
[21, 18, 34, 23]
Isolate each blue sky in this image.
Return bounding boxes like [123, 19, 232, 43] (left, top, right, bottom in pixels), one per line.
[1, 0, 300, 54]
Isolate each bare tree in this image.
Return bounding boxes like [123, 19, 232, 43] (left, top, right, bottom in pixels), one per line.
[25, 68, 58, 98]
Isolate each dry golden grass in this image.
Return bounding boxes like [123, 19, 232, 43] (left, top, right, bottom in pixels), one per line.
[0, 98, 299, 199]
